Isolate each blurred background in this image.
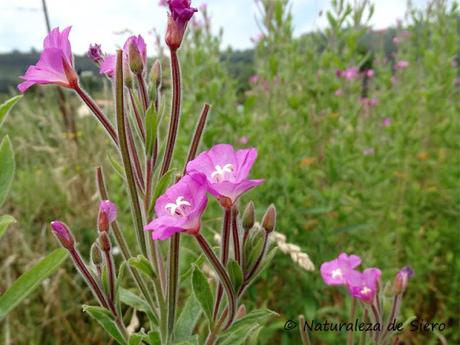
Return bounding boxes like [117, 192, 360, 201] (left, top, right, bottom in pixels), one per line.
[0, 0, 459, 344]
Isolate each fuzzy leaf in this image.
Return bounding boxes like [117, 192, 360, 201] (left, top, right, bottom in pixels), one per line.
[0, 95, 22, 128]
[227, 259, 243, 292]
[82, 305, 128, 345]
[119, 288, 156, 323]
[0, 215, 16, 240]
[128, 255, 156, 280]
[0, 248, 68, 320]
[174, 294, 202, 342]
[0, 136, 15, 207]
[145, 104, 158, 157]
[191, 265, 213, 326]
[128, 334, 143, 345]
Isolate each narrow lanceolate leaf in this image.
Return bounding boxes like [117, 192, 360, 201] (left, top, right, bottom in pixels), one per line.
[174, 295, 202, 342]
[0, 95, 22, 128]
[0, 248, 68, 320]
[145, 104, 158, 157]
[127, 255, 156, 280]
[119, 288, 157, 323]
[221, 308, 279, 341]
[0, 215, 16, 240]
[0, 136, 15, 208]
[217, 324, 261, 345]
[128, 333, 143, 345]
[227, 259, 243, 292]
[191, 265, 213, 326]
[82, 305, 128, 345]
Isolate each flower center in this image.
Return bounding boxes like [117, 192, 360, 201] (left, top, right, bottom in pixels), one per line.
[331, 268, 343, 279]
[211, 164, 234, 182]
[165, 196, 192, 217]
[360, 286, 371, 295]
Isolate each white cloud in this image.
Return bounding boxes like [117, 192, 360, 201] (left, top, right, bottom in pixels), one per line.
[0, 0, 432, 54]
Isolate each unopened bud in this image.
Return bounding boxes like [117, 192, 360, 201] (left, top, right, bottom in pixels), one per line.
[150, 60, 162, 88]
[242, 201, 255, 231]
[128, 39, 144, 75]
[165, 15, 187, 51]
[98, 200, 117, 232]
[261, 204, 276, 233]
[123, 60, 134, 89]
[90, 242, 103, 266]
[50, 220, 74, 250]
[99, 231, 111, 252]
[393, 266, 414, 295]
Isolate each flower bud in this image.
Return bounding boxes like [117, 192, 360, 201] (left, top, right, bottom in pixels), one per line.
[128, 39, 144, 75]
[99, 231, 111, 252]
[98, 200, 117, 232]
[150, 60, 162, 88]
[90, 242, 103, 267]
[393, 266, 414, 295]
[123, 60, 134, 89]
[50, 220, 74, 250]
[242, 201, 255, 231]
[261, 204, 276, 233]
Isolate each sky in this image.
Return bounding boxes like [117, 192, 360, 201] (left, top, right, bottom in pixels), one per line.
[0, 0, 431, 55]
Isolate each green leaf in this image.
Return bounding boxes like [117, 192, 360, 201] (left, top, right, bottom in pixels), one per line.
[0, 215, 16, 240]
[108, 154, 125, 179]
[227, 259, 243, 292]
[0, 136, 15, 208]
[128, 255, 156, 280]
[82, 305, 128, 345]
[128, 334, 143, 345]
[174, 294, 202, 342]
[145, 104, 158, 157]
[191, 265, 213, 326]
[0, 248, 68, 320]
[147, 331, 161, 345]
[148, 169, 176, 215]
[173, 336, 199, 345]
[219, 309, 278, 345]
[119, 288, 157, 323]
[0, 95, 22, 128]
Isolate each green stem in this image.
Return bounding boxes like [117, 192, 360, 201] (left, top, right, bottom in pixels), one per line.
[114, 50, 148, 257]
[298, 315, 312, 345]
[160, 49, 181, 176]
[96, 167, 158, 317]
[167, 233, 181, 341]
[195, 234, 236, 330]
[231, 207, 241, 265]
[348, 298, 357, 345]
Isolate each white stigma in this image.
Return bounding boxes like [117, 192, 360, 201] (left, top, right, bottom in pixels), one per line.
[211, 163, 234, 181]
[331, 268, 343, 279]
[360, 286, 371, 295]
[165, 196, 191, 216]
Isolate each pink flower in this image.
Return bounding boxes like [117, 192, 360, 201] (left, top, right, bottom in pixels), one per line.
[18, 27, 78, 92]
[50, 220, 74, 249]
[365, 69, 374, 78]
[144, 174, 208, 240]
[394, 266, 414, 294]
[97, 35, 146, 77]
[360, 97, 378, 108]
[334, 88, 343, 97]
[346, 268, 381, 302]
[320, 253, 362, 285]
[99, 200, 117, 223]
[165, 0, 198, 50]
[238, 136, 249, 145]
[396, 60, 409, 70]
[186, 144, 264, 206]
[249, 75, 259, 85]
[338, 67, 359, 80]
[88, 44, 104, 64]
[363, 147, 375, 156]
[383, 117, 392, 127]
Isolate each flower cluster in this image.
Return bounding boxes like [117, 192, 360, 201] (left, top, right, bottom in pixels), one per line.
[144, 144, 263, 240]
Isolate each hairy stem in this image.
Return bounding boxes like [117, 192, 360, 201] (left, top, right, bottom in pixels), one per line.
[167, 233, 181, 341]
[128, 89, 146, 142]
[114, 50, 147, 257]
[231, 207, 241, 265]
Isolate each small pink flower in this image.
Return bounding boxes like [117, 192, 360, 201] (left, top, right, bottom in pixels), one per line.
[238, 136, 249, 145]
[186, 144, 264, 206]
[346, 268, 381, 303]
[334, 88, 343, 97]
[363, 147, 375, 156]
[50, 220, 74, 249]
[165, 0, 198, 50]
[144, 173, 208, 240]
[365, 69, 374, 78]
[18, 27, 78, 92]
[88, 44, 104, 64]
[338, 67, 359, 81]
[383, 117, 392, 127]
[360, 97, 378, 108]
[394, 266, 414, 294]
[320, 253, 362, 285]
[249, 75, 259, 85]
[99, 200, 117, 223]
[396, 60, 409, 70]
